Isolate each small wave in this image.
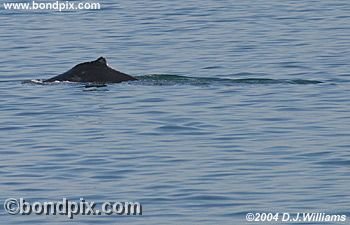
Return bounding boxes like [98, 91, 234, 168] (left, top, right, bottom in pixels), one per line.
[26, 79, 45, 84]
[135, 74, 323, 86]
[23, 79, 108, 90]
[19, 75, 323, 87]
[23, 79, 74, 85]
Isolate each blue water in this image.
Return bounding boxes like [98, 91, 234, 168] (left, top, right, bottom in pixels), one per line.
[1, 1, 350, 224]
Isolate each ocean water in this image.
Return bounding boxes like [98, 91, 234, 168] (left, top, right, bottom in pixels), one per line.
[1, 1, 350, 224]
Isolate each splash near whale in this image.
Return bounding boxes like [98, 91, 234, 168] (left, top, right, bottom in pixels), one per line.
[45, 57, 137, 83]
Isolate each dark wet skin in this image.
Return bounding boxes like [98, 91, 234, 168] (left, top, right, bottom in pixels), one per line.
[45, 57, 137, 83]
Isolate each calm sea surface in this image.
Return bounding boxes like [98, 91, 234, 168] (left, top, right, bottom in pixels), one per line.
[0, 1, 350, 224]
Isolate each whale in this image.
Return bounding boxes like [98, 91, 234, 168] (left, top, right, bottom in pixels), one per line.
[45, 57, 137, 83]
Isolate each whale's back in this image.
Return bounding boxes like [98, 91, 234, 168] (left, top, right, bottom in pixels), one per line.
[45, 57, 137, 83]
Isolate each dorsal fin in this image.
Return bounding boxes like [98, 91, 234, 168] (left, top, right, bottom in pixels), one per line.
[96, 57, 107, 65]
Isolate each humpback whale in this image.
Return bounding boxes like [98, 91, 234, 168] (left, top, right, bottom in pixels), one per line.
[45, 57, 137, 83]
